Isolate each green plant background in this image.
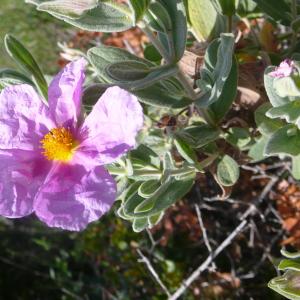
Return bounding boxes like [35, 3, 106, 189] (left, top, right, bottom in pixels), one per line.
[0, 1, 287, 299]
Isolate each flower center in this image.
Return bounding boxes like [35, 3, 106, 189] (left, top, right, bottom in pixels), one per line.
[41, 127, 78, 162]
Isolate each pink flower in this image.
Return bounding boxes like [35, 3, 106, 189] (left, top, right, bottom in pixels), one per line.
[269, 59, 295, 78]
[0, 58, 144, 231]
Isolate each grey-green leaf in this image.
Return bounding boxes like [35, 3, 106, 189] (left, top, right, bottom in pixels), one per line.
[273, 77, 300, 98]
[37, 0, 99, 19]
[186, 0, 226, 41]
[217, 155, 240, 186]
[138, 180, 161, 199]
[264, 66, 291, 107]
[255, 103, 284, 136]
[209, 57, 238, 122]
[4, 35, 48, 99]
[292, 155, 300, 180]
[0, 68, 34, 87]
[174, 137, 198, 164]
[126, 177, 194, 218]
[88, 46, 191, 108]
[266, 100, 300, 128]
[132, 217, 149, 232]
[160, 0, 187, 61]
[265, 125, 300, 156]
[128, 0, 150, 23]
[41, 2, 133, 32]
[269, 270, 300, 300]
[176, 124, 221, 148]
[196, 34, 235, 108]
[248, 136, 268, 162]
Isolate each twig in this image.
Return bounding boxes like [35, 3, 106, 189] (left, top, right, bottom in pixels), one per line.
[168, 219, 248, 300]
[137, 249, 171, 297]
[194, 204, 216, 270]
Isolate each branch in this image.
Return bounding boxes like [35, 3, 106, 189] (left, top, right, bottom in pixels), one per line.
[137, 249, 171, 297]
[168, 218, 248, 300]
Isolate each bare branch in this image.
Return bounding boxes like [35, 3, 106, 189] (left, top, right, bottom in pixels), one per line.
[168, 219, 248, 300]
[137, 249, 171, 297]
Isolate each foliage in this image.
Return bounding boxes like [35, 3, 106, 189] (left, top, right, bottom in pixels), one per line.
[2, 0, 300, 298]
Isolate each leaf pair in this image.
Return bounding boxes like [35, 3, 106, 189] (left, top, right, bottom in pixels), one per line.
[88, 46, 191, 108]
[196, 33, 238, 122]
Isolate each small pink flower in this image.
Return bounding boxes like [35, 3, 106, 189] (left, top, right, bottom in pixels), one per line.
[0, 58, 144, 231]
[269, 59, 295, 78]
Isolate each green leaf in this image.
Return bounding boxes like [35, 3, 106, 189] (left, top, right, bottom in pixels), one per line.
[278, 259, 300, 272]
[252, 0, 291, 26]
[145, 1, 173, 33]
[292, 155, 300, 180]
[248, 136, 268, 162]
[255, 103, 284, 136]
[124, 186, 145, 216]
[237, 0, 258, 17]
[174, 137, 198, 164]
[148, 212, 164, 227]
[134, 79, 192, 108]
[269, 270, 300, 300]
[106, 60, 151, 81]
[88, 45, 153, 82]
[138, 180, 161, 199]
[82, 83, 108, 110]
[125, 177, 195, 218]
[130, 144, 161, 169]
[106, 61, 179, 90]
[218, 0, 239, 16]
[265, 125, 300, 156]
[266, 100, 300, 128]
[37, 0, 99, 19]
[88, 46, 191, 108]
[128, 0, 150, 23]
[273, 76, 300, 98]
[132, 217, 149, 232]
[264, 66, 291, 107]
[0, 68, 34, 87]
[196, 34, 235, 108]
[225, 127, 252, 150]
[143, 44, 162, 63]
[39, 1, 133, 32]
[4, 35, 48, 100]
[281, 249, 300, 259]
[209, 57, 238, 121]
[186, 0, 226, 41]
[217, 155, 240, 186]
[160, 0, 187, 61]
[117, 206, 133, 220]
[176, 124, 221, 148]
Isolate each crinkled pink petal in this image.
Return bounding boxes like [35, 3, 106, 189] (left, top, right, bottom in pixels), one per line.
[48, 58, 87, 127]
[0, 84, 54, 151]
[34, 163, 116, 231]
[269, 59, 294, 78]
[78, 86, 144, 165]
[0, 152, 51, 218]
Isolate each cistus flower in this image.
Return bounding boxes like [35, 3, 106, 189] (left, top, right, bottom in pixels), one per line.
[0, 58, 143, 231]
[269, 59, 295, 78]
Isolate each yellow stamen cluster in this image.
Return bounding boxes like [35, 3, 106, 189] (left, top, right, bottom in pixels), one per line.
[41, 127, 77, 162]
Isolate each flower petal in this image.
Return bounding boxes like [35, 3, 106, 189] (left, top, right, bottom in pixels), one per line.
[48, 58, 87, 127]
[0, 152, 50, 218]
[0, 84, 54, 151]
[34, 163, 116, 231]
[78, 86, 144, 165]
